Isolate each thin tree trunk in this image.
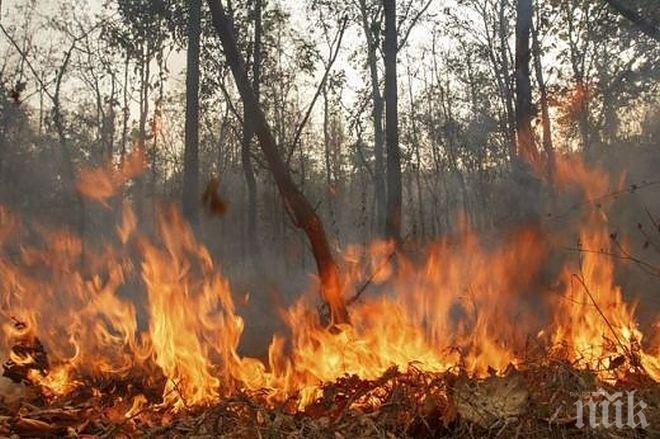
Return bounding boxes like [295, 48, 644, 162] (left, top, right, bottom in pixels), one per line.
[106, 73, 116, 160]
[498, 2, 517, 158]
[322, 86, 333, 228]
[530, 16, 554, 166]
[136, 45, 150, 220]
[207, 0, 349, 324]
[383, 0, 402, 243]
[406, 63, 424, 239]
[182, 0, 202, 225]
[358, 0, 386, 235]
[514, 0, 538, 163]
[53, 43, 85, 238]
[241, 0, 261, 261]
[121, 53, 130, 159]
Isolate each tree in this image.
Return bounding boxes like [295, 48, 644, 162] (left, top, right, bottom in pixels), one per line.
[241, 0, 262, 261]
[111, 0, 176, 217]
[182, 0, 202, 225]
[530, 8, 553, 165]
[357, 0, 386, 235]
[383, 0, 402, 243]
[514, 0, 538, 163]
[206, 0, 349, 325]
[0, 7, 91, 236]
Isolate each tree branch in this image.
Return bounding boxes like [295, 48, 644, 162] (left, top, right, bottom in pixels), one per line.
[398, 0, 434, 52]
[0, 22, 54, 100]
[602, 0, 659, 41]
[289, 15, 349, 155]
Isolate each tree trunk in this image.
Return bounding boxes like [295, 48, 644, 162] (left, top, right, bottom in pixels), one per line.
[182, 0, 202, 225]
[383, 0, 402, 243]
[530, 16, 554, 166]
[406, 63, 424, 239]
[54, 44, 86, 238]
[207, 0, 349, 325]
[497, 2, 517, 159]
[241, 0, 261, 261]
[358, 0, 386, 236]
[136, 45, 150, 220]
[121, 53, 130, 159]
[514, 0, 538, 163]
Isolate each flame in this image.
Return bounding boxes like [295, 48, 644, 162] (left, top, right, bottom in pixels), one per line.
[548, 156, 658, 380]
[0, 154, 656, 416]
[75, 147, 147, 205]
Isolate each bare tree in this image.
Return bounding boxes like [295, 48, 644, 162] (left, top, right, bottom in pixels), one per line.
[241, 0, 262, 262]
[182, 0, 202, 225]
[514, 0, 538, 163]
[0, 17, 89, 236]
[206, 0, 349, 324]
[530, 8, 553, 166]
[383, 0, 402, 243]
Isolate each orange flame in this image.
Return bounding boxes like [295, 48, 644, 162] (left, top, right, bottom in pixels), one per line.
[0, 154, 656, 415]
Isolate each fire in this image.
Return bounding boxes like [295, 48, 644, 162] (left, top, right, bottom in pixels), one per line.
[75, 147, 147, 206]
[0, 153, 657, 416]
[551, 227, 646, 378]
[548, 155, 657, 381]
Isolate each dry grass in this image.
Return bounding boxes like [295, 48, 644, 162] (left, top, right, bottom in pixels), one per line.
[1, 350, 657, 438]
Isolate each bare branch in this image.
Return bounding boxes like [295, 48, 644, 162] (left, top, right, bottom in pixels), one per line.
[398, 0, 434, 52]
[289, 15, 349, 155]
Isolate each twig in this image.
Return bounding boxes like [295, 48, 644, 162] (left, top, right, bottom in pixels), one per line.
[170, 379, 190, 410]
[547, 179, 660, 222]
[289, 15, 349, 156]
[99, 387, 178, 438]
[398, 0, 434, 51]
[570, 273, 631, 361]
[347, 234, 409, 306]
[563, 246, 660, 278]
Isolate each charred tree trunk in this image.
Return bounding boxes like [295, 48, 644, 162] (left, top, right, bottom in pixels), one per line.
[207, 0, 349, 324]
[383, 0, 402, 243]
[182, 0, 202, 225]
[514, 0, 538, 163]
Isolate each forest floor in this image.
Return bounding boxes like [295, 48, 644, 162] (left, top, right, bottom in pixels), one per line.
[1, 355, 657, 438]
